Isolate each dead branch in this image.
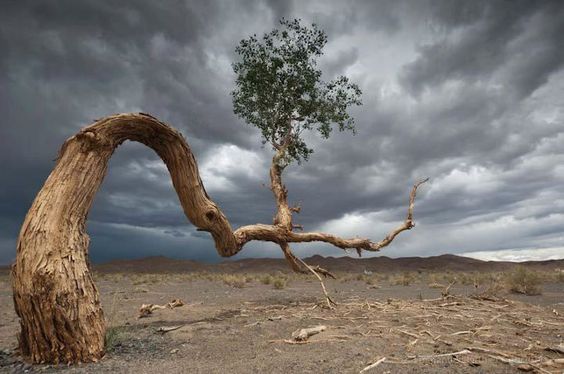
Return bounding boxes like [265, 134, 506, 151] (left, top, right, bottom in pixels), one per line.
[467, 346, 514, 358]
[384, 350, 472, 364]
[234, 178, 429, 255]
[359, 357, 387, 373]
[411, 349, 472, 360]
[442, 281, 456, 297]
[155, 325, 186, 334]
[138, 299, 184, 318]
[291, 325, 327, 341]
[294, 255, 337, 309]
[289, 203, 301, 213]
[397, 329, 419, 339]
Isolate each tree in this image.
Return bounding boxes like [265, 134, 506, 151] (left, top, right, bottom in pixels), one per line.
[232, 18, 361, 164]
[12, 21, 426, 365]
[230, 19, 426, 290]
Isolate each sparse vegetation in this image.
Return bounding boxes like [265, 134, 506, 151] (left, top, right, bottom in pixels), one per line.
[104, 326, 125, 353]
[222, 274, 247, 288]
[4, 262, 564, 373]
[505, 266, 543, 295]
[104, 292, 123, 353]
[272, 277, 288, 290]
[390, 272, 416, 286]
[261, 274, 274, 285]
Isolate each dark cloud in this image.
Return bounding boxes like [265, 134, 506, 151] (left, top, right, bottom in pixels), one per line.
[1, 0, 563, 265]
[400, 1, 564, 99]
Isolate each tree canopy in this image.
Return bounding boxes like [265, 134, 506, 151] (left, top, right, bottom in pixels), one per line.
[232, 18, 362, 164]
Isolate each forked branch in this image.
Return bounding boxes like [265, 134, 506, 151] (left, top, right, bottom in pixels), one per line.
[232, 179, 428, 256]
[12, 112, 427, 363]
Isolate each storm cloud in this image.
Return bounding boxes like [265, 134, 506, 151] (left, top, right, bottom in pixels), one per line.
[1, 0, 563, 264]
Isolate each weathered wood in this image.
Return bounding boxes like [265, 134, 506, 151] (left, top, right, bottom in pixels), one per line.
[291, 325, 327, 341]
[12, 113, 237, 364]
[12, 113, 426, 363]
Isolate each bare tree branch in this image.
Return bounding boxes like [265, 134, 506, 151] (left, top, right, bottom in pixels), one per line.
[12, 113, 427, 363]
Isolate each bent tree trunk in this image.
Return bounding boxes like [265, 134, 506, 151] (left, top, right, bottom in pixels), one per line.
[12, 113, 426, 364]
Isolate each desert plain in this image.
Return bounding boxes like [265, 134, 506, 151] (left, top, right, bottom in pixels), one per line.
[1, 255, 563, 374]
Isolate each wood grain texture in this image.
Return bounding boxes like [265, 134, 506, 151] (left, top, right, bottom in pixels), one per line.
[12, 113, 426, 363]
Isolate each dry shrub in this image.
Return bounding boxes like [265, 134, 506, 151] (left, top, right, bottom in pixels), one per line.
[391, 272, 416, 286]
[506, 266, 542, 295]
[441, 271, 457, 284]
[222, 274, 246, 288]
[364, 276, 379, 286]
[482, 281, 505, 297]
[457, 272, 475, 286]
[272, 276, 287, 289]
[352, 273, 379, 285]
[260, 274, 274, 285]
[337, 274, 355, 283]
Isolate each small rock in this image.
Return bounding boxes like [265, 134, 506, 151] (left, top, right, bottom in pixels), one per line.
[170, 348, 179, 354]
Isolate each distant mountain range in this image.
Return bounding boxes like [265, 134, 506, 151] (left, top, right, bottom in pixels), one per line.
[92, 254, 564, 274]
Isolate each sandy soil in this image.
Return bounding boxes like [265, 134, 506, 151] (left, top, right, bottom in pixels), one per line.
[0, 271, 562, 373]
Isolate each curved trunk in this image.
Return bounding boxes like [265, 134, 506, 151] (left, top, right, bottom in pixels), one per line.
[12, 113, 239, 363]
[12, 113, 426, 363]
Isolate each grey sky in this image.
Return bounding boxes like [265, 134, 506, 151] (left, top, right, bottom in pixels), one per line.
[1, 0, 563, 264]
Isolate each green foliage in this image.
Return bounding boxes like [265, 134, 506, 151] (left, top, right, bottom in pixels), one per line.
[232, 18, 362, 164]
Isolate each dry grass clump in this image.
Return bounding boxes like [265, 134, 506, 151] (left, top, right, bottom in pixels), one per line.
[104, 326, 126, 352]
[354, 274, 379, 285]
[221, 274, 247, 288]
[427, 273, 444, 288]
[478, 280, 505, 299]
[260, 274, 274, 285]
[272, 275, 288, 289]
[505, 266, 542, 295]
[337, 272, 387, 286]
[390, 272, 416, 286]
[131, 273, 168, 285]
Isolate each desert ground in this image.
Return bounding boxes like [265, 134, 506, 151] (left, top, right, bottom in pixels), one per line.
[1, 256, 563, 373]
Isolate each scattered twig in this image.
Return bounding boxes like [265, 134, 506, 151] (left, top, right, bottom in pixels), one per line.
[359, 357, 386, 373]
[409, 349, 472, 360]
[138, 299, 184, 318]
[467, 346, 514, 358]
[155, 325, 185, 334]
[397, 329, 419, 339]
[451, 330, 472, 336]
[442, 281, 456, 297]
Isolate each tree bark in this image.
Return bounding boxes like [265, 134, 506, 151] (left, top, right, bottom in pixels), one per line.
[12, 113, 238, 363]
[12, 113, 426, 363]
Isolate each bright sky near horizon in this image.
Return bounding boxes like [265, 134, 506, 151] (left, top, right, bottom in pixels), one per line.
[1, 1, 563, 264]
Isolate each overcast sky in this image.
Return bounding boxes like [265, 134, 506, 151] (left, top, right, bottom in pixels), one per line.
[1, 0, 563, 265]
